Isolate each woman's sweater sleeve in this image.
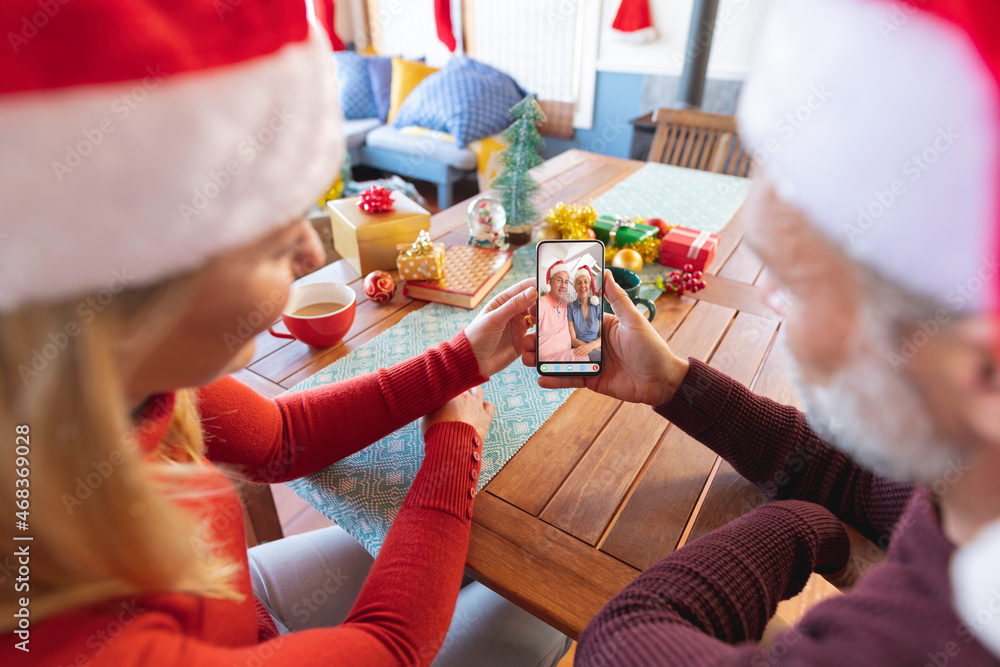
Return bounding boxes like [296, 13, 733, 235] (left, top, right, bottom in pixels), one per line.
[197, 331, 487, 483]
[654, 358, 914, 545]
[576, 501, 850, 667]
[111, 422, 483, 667]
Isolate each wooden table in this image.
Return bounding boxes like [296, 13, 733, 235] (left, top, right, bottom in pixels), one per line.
[240, 149, 794, 639]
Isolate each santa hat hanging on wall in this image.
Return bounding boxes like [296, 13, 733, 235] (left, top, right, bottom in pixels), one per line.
[609, 0, 658, 43]
[574, 266, 602, 306]
[434, 0, 457, 52]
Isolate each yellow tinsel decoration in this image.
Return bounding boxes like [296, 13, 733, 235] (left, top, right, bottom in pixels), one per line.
[622, 236, 660, 265]
[546, 202, 597, 239]
[317, 176, 345, 207]
[605, 245, 618, 264]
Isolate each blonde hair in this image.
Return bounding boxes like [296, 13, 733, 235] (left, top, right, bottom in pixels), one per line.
[0, 275, 242, 630]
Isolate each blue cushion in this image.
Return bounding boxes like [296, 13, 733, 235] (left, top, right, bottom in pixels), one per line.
[331, 51, 378, 120]
[365, 56, 393, 123]
[392, 56, 525, 146]
[365, 125, 478, 170]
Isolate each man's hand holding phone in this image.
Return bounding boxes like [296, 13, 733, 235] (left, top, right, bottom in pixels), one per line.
[522, 270, 690, 407]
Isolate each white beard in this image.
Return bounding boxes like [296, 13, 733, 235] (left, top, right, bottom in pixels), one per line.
[788, 306, 961, 485]
[950, 517, 1000, 658]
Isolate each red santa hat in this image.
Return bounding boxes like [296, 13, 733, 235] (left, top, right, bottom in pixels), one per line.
[574, 266, 602, 306]
[737, 0, 999, 317]
[609, 0, 657, 44]
[0, 0, 344, 312]
[738, 1, 999, 655]
[541, 260, 570, 294]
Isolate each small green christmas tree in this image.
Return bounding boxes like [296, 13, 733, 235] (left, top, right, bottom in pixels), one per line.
[493, 95, 546, 242]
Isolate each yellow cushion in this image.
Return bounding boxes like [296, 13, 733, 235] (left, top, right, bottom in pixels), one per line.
[388, 58, 439, 123]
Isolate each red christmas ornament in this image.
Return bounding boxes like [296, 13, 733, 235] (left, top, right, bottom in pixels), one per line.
[357, 185, 395, 214]
[647, 218, 672, 239]
[364, 270, 396, 303]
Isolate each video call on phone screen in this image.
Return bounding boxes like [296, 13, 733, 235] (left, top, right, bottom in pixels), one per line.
[536, 240, 604, 376]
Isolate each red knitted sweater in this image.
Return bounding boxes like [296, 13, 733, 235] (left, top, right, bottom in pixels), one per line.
[576, 359, 998, 666]
[5, 333, 488, 666]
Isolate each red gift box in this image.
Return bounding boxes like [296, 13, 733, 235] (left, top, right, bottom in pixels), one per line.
[659, 226, 720, 271]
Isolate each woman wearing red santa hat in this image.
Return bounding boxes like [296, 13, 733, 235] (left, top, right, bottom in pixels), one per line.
[567, 266, 603, 362]
[0, 2, 571, 666]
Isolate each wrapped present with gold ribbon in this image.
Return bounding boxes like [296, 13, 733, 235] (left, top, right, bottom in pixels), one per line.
[396, 230, 446, 281]
[328, 188, 430, 276]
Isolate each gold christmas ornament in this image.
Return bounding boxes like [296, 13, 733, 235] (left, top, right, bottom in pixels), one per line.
[545, 202, 597, 240]
[531, 221, 562, 242]
[612, 248, 644, 273]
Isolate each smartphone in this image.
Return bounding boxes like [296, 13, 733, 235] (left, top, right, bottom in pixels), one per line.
[536, 239, 605, 377]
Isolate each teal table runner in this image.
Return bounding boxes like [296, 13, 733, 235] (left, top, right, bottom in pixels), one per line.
[287, 163, 750, 557]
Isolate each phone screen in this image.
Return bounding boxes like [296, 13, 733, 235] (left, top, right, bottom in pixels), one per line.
[536, 239, 605, 376]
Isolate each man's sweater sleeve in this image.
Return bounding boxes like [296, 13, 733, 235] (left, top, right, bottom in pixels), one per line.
[655, 358, 913, 545]
[576, 501, 849, 667]
[197, 331, 486, 483]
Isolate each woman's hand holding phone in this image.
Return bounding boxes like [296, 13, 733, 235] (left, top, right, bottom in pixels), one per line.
[522, 270, 690, 407]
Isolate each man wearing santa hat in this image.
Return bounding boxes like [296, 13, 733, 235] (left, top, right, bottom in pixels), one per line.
[527, 0, 1000, 662]
[538, 260, 578, 363]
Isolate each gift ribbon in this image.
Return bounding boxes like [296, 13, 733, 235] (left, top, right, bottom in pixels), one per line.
[667, 228, 714, 260]
[609, 215, 636, 245]
[400, 230, 436, 258]
[687, 230, 712, 259]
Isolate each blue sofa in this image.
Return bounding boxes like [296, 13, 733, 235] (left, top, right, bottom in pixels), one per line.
[344, 119, 477, 209]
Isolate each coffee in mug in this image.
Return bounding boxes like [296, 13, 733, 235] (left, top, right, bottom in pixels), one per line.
[268, 282, 357, 347]
[291, 302, 348, 318]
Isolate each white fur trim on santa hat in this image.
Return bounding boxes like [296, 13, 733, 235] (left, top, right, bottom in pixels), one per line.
[0, 28, 343, 312]
[607, 26, 658, 44]
[737, 0, 999, 312]
[950, 517, 1000, 658]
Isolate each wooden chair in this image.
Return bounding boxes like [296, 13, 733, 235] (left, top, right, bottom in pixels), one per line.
[648, 108, 754, 177]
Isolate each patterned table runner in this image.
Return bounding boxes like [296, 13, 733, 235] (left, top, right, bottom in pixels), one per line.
[287, 163, 750, 556]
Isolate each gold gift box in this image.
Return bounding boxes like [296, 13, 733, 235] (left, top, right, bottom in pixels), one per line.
[328, 191, 431, 276]
[396, 234, 446, 281]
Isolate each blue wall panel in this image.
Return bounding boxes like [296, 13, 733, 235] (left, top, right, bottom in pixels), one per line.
[542, 71, 644, 160]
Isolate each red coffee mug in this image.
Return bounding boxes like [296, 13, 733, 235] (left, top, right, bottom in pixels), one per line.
[268, 282, 356, 348]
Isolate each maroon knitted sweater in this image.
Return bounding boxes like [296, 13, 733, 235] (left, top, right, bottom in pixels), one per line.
[576, 359, 998, 666]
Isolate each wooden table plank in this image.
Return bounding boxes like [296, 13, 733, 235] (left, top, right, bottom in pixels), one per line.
[488, 294, 697, 515]
[695, 275, 776, 320]
[600, 311, 779, 570]
[717, 237, 764, 285]
[486, 390, 622, 516]
[466, 491, 640, 640]
[539, 400, 668, 545]
[705, 205, 746, 276]
[540, 301, 736, 545]
[679, 315, 782, 547]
